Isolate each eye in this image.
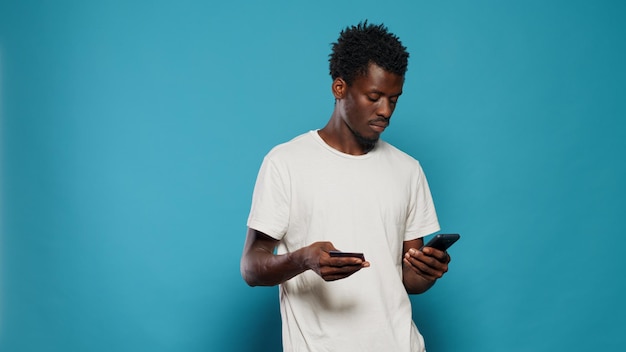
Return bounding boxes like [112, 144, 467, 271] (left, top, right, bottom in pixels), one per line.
[367, 94, 380, 102]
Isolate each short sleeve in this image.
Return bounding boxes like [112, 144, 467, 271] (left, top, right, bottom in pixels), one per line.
[404, 162, 440, 241]
[246, 155, 291, 240]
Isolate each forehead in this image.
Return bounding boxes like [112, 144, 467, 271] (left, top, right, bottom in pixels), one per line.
[352, 63, 404, 94]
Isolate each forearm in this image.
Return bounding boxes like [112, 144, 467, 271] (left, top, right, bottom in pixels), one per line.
[402, 266, 437, 294]
[241, 247, 309, 287]
[241, 229, 366, 286]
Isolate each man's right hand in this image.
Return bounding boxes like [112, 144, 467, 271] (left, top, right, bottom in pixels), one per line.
[241, 228, 369, 286]
[301, 241, 370, 281]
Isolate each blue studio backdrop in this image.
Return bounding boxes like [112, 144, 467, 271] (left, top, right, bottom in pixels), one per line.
[1, 1, 625, 351]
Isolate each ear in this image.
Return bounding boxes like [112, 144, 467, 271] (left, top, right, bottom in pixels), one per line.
[331, 77, 347, 100]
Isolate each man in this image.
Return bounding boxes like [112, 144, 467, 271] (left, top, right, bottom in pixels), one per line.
[241, 21, 451, 352]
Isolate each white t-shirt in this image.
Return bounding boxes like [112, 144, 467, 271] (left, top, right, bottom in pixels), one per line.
[248, 130, 440, 352]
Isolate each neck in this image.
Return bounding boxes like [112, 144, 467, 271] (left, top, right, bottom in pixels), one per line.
[318, 117, 374, 155]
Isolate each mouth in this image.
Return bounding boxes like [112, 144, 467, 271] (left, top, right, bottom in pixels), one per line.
[369, 122, 388, 133]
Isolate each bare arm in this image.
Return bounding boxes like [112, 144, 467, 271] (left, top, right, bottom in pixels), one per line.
[402, 238, 451, 294]
[240, 228, 370, 287]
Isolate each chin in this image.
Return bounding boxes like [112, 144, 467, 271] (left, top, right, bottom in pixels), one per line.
[354, 132, 379, 150]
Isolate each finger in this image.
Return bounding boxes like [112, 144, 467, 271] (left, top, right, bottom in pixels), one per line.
[323, 273, 354, 281]
[407, 248, 440, 267]
[421, 247, 448, 261]
[328, 257, 364, 267]
[404, 256, 447, 279]
[321, 264, 363, 278]
[322, 271, 357, 281]
[405, 256, 439, 276]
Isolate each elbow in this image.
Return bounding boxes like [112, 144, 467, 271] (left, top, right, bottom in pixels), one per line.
[241, 270, 259, 287]
[240, 259, 263, 287]
[240, 262, 255, 286]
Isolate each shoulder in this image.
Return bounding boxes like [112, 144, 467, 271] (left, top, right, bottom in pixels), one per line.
[264, 131, 321, 160]
[376, 140, 423, 170]
[269, 131, 314, 152]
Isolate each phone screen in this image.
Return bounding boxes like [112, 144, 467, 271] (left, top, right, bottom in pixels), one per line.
[421, 234, 460, 251]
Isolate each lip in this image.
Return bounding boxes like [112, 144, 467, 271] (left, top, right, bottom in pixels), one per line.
[370, 123, 388, 133]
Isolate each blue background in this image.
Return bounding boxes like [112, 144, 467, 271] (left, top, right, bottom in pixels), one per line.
[1, 1, 625, 351]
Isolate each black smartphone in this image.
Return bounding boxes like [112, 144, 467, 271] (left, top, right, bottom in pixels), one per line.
[329, 251, 365, 261]
[420, 234, 460, 251]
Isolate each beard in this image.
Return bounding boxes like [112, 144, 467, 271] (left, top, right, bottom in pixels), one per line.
[348, 117, 390, 153]
[348, 126, 379, 153]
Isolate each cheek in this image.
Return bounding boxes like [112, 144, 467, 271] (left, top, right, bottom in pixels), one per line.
[343, 95, 375, 124]
[351, 97, 376, 116]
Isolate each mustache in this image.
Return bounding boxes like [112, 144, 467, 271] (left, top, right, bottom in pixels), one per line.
[371, 117, 391, 126]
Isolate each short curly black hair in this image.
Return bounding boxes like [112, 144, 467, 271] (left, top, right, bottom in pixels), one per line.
[329, 21, 409, 85]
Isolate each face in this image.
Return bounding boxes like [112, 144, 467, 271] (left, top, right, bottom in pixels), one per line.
[334, 63, 404, 149]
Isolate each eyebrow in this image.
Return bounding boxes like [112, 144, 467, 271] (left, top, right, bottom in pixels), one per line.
[369, 89, 403, 97]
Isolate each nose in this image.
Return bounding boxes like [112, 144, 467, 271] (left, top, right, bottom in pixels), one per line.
[377, 99, 393, 119]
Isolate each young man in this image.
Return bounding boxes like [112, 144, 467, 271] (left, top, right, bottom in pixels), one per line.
[241, 21, 451, 352]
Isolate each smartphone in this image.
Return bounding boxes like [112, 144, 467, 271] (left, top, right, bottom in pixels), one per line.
[329, 251, 365, 261]
[420, 233, 460, 251]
